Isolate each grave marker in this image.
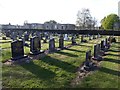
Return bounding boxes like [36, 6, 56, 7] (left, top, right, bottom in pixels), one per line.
[49, 38, 55, 52]
[30, 36, 44, 55]
[59, 34, 64, 49]
[11, 40, 27, 60]
[92, 44, 102, 61]
[71, 35, 77, 45]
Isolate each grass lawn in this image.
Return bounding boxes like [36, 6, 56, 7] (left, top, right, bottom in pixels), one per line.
[2, 36, 111, 88]
[76, 36, 120, 88]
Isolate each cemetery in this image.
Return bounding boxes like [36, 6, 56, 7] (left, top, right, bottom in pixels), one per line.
[0, 29, 120, 88]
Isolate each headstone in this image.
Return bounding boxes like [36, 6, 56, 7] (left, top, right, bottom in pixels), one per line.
[64, 34, 68, 40]
[101, 40, 105, 50]
[84, 50, 96, 71]
[85, 50, 91, 62]
[81, 35, 84, 42]
[24, 34, 29, 41]
[59, 34, 64, 49]
[11, 40, 27, 60]
[71, 36, 77, 45]
[81, 35, 87, 42]
[92, 44, 102, 61]
[93, 35, 96, 39]
[30, 36, 44, 55]
[89, 35, 92, 40]
[49, 38, 55, 52]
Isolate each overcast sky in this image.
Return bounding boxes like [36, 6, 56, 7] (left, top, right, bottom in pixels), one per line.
[0, 0, 119, 26]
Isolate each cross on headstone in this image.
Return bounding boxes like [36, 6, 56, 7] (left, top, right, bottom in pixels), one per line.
[11, 40, 27, 60]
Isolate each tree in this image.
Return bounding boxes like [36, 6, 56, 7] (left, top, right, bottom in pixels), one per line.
[76, 8, 97, 29]
[101, 14, 120, 30]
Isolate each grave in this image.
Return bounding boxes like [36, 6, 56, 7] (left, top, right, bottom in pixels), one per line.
[30, 36, 44, 55]
[93, 35, 96, 39]
[92, 44, 102, 61]
[83, 50, 97, 71]
[11, 40, 28, 60]
[59, 34, 64, 49]
[24, 34, 29, 41]
[71, 36, 77, 45]
[100, 40, 105, 51]
[81, 35, 87, 43]
[64, 34, 69, 40]
[89, 35, 92, 40]
[49, 38, 56, 52]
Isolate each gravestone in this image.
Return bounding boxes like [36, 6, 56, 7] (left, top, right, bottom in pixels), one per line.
[49, 38, 55, 52]
[64, 34, 69, 40]
[24, 34, 29, 41]
[81, 35, 87, 42]
[101, 40, 105, 50]
[81, 35, 84, 42]
[85, 50, 91, 62]
[11, 40, 27, 60]
[59, 34, 64, 49]
[71, 36, 77, 45]
[30, 36, 44, 55]
[92, 44, 102, 61]
[89, 35, 92, 40]
[84, 50, 96, 71]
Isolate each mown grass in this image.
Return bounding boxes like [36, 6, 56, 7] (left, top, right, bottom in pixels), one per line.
[76, 36, 120, 88]
[2, 35, 109, 88]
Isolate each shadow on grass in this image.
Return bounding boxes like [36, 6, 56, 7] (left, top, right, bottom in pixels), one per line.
[99, 67, 120, 77]
[103, 58, 120, 64]
[77, 44, 92, 48]
[66, 48, 86, 53]
[108, 49, 120, 52]
[20, 61, 56, 80]
[105, 53, 120, 57]
[41, 55, 77, 73]
[55, 51, 78, 57]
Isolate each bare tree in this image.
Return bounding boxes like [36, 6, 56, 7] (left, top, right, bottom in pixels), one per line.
[76, 8, 97, 30]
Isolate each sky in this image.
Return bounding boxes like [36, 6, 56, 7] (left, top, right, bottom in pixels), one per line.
[0, 0, 119, 26]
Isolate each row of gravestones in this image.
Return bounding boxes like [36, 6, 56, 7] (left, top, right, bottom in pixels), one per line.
[11, 35, 64, 60]
[83, 36, 116, 71]
[10, 33, 102, 61]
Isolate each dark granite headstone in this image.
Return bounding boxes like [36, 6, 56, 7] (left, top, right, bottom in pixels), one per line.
[11, 40, 27, 60]
[30, 36, 43, 55]
[85, 50, 91, 61]
[59, 34, 64, 49]
[101, 40, 105, 50]
[93, 35, 96, 39]
[24, 34, 29, 41]
[49, 38, 55, 52]
[92, 44, 102, 61]
[71, 36, 77, 45]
